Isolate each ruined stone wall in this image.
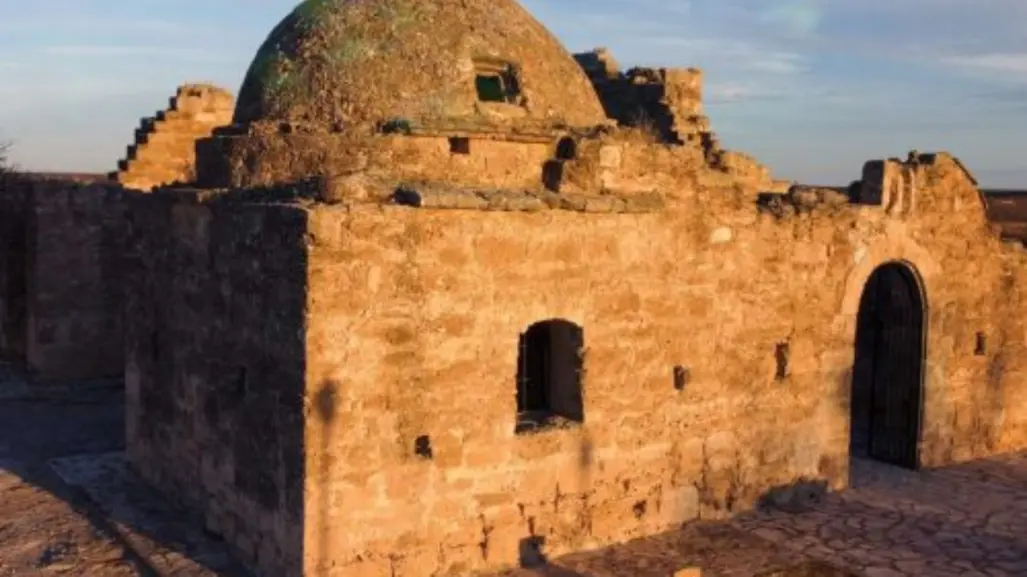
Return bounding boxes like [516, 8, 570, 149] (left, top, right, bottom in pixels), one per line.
[0, 176, 29, 360]
[298, 152, 1027, 576]
[22, 181, 130, 381]
[113, 84, 233, 191]
[575, 49, 702, 144]
[574, 49, 778, 193]
[124, 192, 308, 576]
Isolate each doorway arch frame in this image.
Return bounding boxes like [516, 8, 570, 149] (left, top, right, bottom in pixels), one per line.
[841, 252, 933, 470]
[854, 260, 928, 468]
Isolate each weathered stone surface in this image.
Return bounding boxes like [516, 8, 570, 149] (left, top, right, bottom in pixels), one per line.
[232, 0, 606, 131]
[0, 175, 132, 381]
[124, 191, 308, 576]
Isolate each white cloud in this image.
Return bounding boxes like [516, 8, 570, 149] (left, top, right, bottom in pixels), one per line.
[941, 53, 1027, 76]
[635, 37, 808, 74]
[0, 18, 187, 34]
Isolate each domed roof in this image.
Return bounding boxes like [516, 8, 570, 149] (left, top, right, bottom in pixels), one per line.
[233, 0, 607, 130]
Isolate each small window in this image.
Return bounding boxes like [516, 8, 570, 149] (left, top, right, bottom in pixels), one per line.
[775, 342, 790, 380]
[556, 137, 577, 160]
[449, 137, 471, 155]
[515, 319, 585, 433]
[476, 74, 507, 102]
[474, 59, 521, 104]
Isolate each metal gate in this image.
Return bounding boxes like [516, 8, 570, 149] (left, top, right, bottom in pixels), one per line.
[854, 262, 925, 469]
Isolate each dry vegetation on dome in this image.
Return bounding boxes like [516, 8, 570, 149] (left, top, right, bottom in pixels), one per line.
[233, 0, 607, 130]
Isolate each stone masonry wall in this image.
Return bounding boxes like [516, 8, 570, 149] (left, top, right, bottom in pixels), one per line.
[126, 147, 1027, 577]
[0, 176, 29, 360]
[112, 84, 234, 191]
[23, 181, 130, 381]
[298, 151, 1027, 576]
[124, 192, 309, 576]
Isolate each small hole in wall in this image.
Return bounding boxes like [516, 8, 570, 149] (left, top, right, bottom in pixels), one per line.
[673, 365, 690, 391]
[632, 500, 648, 519]
[414, 435, 433, 460]
[449, 137, 470, 155]
[518, 535, 547, 568]
[975, 332, 988, 356]
[775, 342, 790, 380]
[232, 367, 248, 400]
[542, 160, 564, 193]
[555, 137, 577, 160]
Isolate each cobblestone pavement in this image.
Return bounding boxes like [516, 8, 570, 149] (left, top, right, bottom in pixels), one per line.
[733, 456, 1027, 577]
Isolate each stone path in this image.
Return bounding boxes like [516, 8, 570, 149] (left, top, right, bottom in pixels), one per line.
[733, 457, 1027, 576]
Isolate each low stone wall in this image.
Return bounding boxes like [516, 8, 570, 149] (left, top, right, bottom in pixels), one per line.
[0, 176, 29, 360]
[23, 180, 131, 381]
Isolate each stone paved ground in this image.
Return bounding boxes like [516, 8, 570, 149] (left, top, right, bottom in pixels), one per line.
[0, 364, 143, 576]
[733, 457, 1027, 577]
[493, 524, 855, 577]
[3, 361, 1027, 576]
[0, 363, 248, 576]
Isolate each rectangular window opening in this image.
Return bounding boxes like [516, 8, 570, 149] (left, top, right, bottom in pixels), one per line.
[474, 59, 522, 104]
[449, 137, 471, 155]
[975, 332, 988, 356]
[476, 74, 507, 102]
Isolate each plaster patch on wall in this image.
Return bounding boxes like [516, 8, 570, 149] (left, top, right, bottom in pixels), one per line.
[710, 227, 733, 244]
[853, 246, 868, 265]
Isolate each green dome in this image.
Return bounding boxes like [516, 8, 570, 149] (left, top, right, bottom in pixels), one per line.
[233, 0, 607, 130]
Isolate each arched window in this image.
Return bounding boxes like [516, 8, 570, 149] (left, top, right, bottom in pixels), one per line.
[515, 319, 585, 433]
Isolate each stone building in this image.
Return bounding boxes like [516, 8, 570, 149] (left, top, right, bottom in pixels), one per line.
[3, 0, 1027, 576]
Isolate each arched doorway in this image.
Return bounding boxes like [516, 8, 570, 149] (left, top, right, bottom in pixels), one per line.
[850, 261, 926, 469]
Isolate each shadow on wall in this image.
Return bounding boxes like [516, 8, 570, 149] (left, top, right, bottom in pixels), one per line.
[314, 380, 339, 577]
[0, 363, 253, 576]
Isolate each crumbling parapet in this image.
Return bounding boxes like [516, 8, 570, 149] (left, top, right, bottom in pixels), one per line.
[575, 49, 705, 145]
[855, 158, 917, 216]
[111, 84, 234, 191]
[574, 48, 779, 192]
[853, 151, 985, 219]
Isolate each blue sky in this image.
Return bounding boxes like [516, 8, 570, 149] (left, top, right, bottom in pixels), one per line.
[2, 0, 1027, 186]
